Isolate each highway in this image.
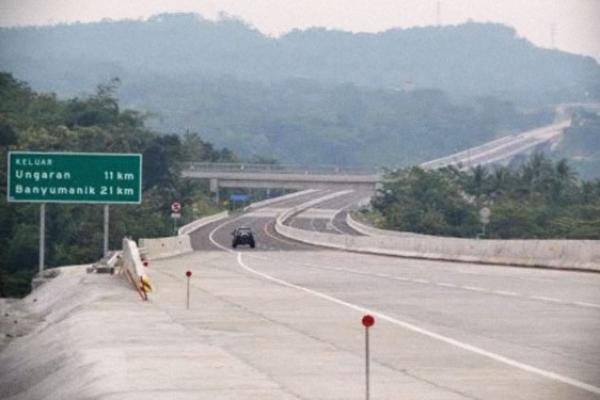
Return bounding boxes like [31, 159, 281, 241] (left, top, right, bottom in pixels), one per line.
[420, 120, 571, 170]
[144, 189, 600, 399]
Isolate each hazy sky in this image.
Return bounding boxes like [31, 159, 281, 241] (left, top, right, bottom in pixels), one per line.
[1, 0, 599, 61]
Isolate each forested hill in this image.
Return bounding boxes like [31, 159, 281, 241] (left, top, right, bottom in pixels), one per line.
[1, 13, 599, 105]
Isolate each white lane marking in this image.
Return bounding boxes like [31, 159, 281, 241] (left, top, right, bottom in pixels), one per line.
[263, 220, 304, 247]
[262, 255, 600, 312]
[437, 282, 457, 288]
[462, 286, 487, 292]
[307, 216, 316, 232]
[493, 290, 518, 297]
[328, 191, 361, 235]
[531, 295, 564, 304]
[328, 217, 346, 235]
[236, 252, 600, 395]
[413, 278, 430, 284]
[209, 212, 249, 253]
[573, 301, 600, 309]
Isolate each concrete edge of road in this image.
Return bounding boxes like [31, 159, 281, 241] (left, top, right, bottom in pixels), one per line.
[121, 238, 153, 299]
[275, 194, 600, 273]
[243, 188, 319, 211]
[140, 211, 230, 260]
[177, 211, 230, 235]
[345, 212, 600, 272]
[139, 234, 195, 260]
[346, 210, 430, 238]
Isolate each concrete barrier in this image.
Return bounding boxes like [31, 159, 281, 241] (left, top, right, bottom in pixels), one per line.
[139, 211, 229, 260]
[139, 235, 193, 260]
[178, 211, 229, 235]
[276, 197, 600, 272]
[347, 212, 428, 238]
[244, 189, 319, 211]
[121, 238, 152, 300]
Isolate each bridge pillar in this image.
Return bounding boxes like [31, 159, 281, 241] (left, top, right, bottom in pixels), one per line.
[210, 178, 219, 204]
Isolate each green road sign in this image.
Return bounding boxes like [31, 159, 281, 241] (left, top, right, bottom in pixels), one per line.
[7, 151, 142, 204]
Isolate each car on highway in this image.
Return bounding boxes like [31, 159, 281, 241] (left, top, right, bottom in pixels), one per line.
[232, 227, 256, 248]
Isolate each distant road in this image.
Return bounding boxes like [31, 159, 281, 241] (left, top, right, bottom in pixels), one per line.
[422, 102, 600, 170]
[421, 120, 571, 170]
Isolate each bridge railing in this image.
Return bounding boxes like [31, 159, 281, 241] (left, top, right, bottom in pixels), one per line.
[182, 162, 381, 176]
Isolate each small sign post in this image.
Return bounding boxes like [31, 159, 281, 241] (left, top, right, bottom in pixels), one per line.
[362, 314, 375, 400]
[171, 202, 181, 234]
[185, 270, 192, 309]
[479, 207, 491, 238]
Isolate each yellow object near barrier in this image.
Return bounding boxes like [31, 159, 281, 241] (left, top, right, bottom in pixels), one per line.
[140, 276, 153, 293]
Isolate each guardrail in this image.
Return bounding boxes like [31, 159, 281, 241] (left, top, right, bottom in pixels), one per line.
[182, 162, 381, 176]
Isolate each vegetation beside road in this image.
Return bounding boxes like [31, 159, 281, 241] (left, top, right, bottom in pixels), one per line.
[0, 74, 234, 297]
[555, 111, 600, 180]
[370, 154, 600, 239]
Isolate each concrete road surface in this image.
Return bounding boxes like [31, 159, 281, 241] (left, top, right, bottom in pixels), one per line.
[182, 190, 600, 399]
[2, 190, 599, 399]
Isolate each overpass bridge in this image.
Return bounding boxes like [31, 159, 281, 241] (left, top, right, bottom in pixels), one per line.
[182, 162, 381, 201]
[182, 120, 574, 198]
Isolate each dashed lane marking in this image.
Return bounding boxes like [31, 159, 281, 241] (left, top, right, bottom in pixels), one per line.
[463, 286, 487, 292]
[272, 261, 600, 311]
[438, 282, 458, 288]
[530, 295, 564, 304]
[573, 301, 600, 309]
[236, 252, 600, 396]
[413, 278, 430, 284]
[493, 290, 519, 297]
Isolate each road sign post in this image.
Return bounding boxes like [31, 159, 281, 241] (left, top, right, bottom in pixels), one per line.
[103, 204, 110, 257]
[7, 152, 142, 204]
[171, 202, 182, 234]
[7, 151, 142, 268]
[478, 207, 491, 239]
[362, 314, 375, 400]
[39, 203, 45, 273]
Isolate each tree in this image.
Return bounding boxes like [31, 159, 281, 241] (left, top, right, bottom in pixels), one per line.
[370, 156, 600, 240]
[0, 73, 237, 297]
[373, 167, 479, 237]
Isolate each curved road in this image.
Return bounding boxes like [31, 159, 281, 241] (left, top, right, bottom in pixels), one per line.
[148, 190, 600, 399]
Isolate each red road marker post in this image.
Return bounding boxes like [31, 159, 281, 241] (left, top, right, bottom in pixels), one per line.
[185, 270, 192, 309]
[362, 314, 375, 400]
